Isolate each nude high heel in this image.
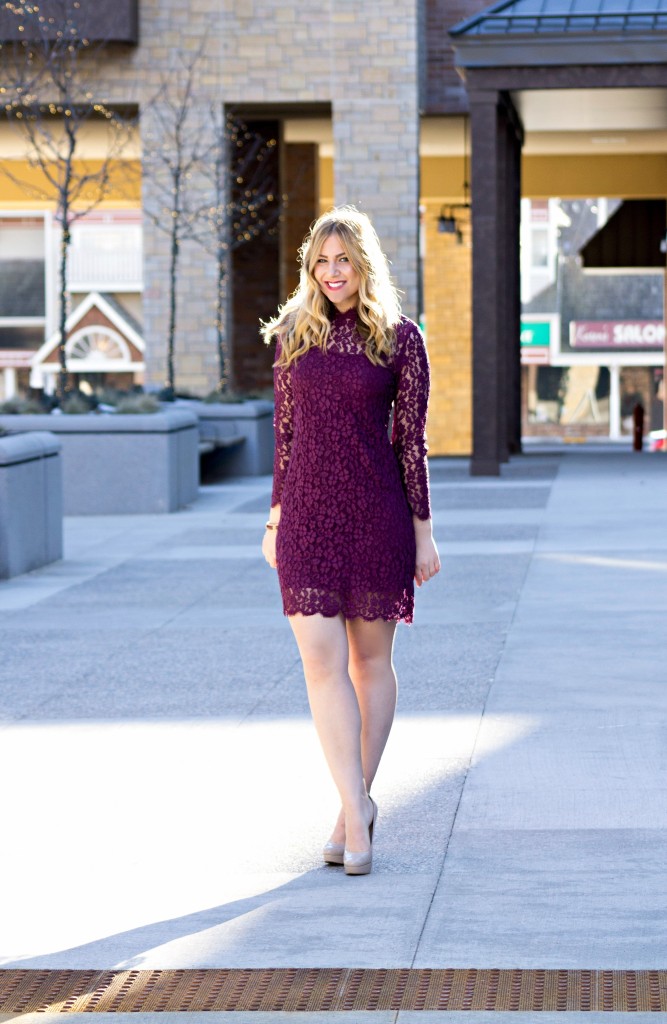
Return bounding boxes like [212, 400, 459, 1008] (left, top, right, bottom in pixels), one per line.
[343, 796, 377, 876]
[322, 840, 345, 865]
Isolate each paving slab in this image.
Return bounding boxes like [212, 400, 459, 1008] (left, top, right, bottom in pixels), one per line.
[412, 451, 667, 972]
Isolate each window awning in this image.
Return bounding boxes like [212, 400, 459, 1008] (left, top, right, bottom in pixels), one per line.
[580, 199, 667, 268]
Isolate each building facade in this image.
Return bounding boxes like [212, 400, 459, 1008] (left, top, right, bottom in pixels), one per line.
[1, 0, 666, 461]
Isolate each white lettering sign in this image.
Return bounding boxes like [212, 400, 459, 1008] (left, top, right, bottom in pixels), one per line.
[571, 321, 664, 349]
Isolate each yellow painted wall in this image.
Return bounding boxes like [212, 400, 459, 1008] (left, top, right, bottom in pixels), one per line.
[421, 156, 469, 201]
[0, 159, 142, 208]
[523, 153, 667, 199]
[319, 156, 334, 211]
[5, 146, 662, 211]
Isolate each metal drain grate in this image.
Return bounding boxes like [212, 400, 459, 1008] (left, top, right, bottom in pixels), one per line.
[1, 968, 667, 1013]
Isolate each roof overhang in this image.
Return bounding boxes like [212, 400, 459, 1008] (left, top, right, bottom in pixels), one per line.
[580, 199, 667, 268]
[451, 34, 667, 69]
[450, 1, 667, 69]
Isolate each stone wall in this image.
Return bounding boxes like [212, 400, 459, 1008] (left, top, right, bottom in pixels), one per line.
[9, 1, 421, 396]
[220, 0, 421, 320]
[424, 0, 492, 114]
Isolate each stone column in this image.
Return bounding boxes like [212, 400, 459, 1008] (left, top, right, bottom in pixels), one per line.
[469, 89, 502, 476]
[330, 0, 421, 322]
[469, 88, 523, 475]
[501, 93, 524, 458]
[333, 99, 420, 321]
[141, 98, 219, 395]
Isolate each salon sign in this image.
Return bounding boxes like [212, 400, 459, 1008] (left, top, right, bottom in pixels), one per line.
[570, 320, 665, 350]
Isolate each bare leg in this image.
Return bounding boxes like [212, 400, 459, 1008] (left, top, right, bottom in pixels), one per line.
[289, 613, 374, 854]
[348, 616, 398, 789]
[329, 617, 398, 844]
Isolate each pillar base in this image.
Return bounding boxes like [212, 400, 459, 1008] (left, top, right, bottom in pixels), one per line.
[471, 457, 501, 476]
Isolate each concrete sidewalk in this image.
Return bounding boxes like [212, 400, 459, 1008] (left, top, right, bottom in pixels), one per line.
[1, 449, 666, 1018]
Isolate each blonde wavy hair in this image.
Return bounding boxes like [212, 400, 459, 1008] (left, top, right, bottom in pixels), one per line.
[261, 206, 401, 367]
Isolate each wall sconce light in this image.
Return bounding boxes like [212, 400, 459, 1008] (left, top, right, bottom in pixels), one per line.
[437, 116, 471, 244]
[437, 207, 458, 234]
[437, 206, 468, 243]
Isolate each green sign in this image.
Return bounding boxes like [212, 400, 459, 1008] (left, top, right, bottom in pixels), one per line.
[521, 321, 551, 347]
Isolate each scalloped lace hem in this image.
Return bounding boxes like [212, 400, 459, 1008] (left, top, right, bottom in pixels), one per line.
[281, 586, 414, 625]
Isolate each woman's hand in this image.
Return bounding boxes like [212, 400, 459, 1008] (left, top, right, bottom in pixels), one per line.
[262, 506, 280, 569]
[262, 528, 277, 568]
[414, 516, 441, 587]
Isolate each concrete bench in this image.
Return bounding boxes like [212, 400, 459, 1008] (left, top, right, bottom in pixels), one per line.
[0, 411, 199, 514]
[197, 420, 246, 456]
[0, 431, 63, 577]
[175, 399, 274, 478]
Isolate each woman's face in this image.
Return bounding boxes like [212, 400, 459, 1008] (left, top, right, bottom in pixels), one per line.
[313, 231, 360, 312]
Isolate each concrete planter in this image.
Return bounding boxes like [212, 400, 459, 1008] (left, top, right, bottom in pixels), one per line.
[0, 431, 63, 578]
[180, 399, 274, 478]
[0, 411, 199, 515]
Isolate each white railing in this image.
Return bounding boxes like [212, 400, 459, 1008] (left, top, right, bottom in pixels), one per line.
[67, 249, 143, 289]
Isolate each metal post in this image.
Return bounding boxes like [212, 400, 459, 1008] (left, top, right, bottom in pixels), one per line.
[609, 364, 621, 440]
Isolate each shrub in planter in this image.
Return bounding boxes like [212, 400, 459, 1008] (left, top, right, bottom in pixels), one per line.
[116, 395, 161, 414]
[0, 396, 45, 414]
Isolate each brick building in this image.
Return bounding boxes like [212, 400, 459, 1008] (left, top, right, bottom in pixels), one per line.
[1, 0, 666, 463]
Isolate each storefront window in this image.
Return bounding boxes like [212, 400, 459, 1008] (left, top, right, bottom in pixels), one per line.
[525, 364, 611, 433]
[521, 196, 664, 440]
[620, 366, 663, 435]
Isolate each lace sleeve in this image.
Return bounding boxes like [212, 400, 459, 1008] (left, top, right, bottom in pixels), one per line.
[391, 319, 432, 521]
[271, 337, 294, 507]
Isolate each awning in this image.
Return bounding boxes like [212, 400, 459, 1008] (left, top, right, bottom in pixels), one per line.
[580, 199, 667, 268]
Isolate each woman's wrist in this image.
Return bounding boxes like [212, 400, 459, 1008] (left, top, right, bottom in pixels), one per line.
[266, 504, 281, 531]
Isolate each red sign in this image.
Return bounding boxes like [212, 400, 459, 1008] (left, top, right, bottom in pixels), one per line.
[521, 347, 550, 365]
[570, 320, 665, 349]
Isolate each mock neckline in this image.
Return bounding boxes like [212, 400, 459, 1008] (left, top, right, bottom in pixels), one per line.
[332, 305, 358, 322]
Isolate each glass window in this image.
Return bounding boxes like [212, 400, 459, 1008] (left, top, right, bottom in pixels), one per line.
[0, 219, 46, 318]
[0, 325, 44, 350]
[531, 228, 549, 269]
[620, 366, 661, 435]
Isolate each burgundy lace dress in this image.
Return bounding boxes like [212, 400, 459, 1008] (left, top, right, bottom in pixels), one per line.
[271, 307, 431, 623]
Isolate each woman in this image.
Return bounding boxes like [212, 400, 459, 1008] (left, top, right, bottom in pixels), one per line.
[261, 206, 439, 876]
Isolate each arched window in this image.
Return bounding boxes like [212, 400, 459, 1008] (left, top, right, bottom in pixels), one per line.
[66, 327, 131, 365]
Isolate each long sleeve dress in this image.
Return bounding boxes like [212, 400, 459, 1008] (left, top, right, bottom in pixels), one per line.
[271, 306, 431, 624]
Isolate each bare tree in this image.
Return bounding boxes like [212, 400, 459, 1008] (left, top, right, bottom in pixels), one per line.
[140, 47, 215, 398]
[0, 0, 136, 398]
[142, 47, 280, 396]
